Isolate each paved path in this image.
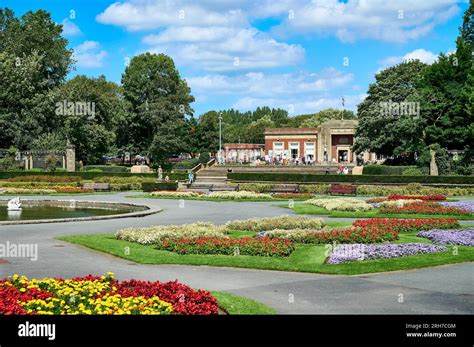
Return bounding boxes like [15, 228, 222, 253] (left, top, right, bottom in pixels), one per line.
[0, 193, 473, 314]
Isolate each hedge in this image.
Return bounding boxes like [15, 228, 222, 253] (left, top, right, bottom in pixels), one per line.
[141, 182, 178, 192]
[0, 171, 188, 181]
[362, 165, 427, 175]
[227, 172, 474, 185]
[82, 165, 130, 173]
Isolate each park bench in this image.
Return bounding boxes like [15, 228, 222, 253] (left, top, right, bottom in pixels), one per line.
[269, 184, 299, 194]
[81, 182, 111, 191]
[328, 184, 357, 196]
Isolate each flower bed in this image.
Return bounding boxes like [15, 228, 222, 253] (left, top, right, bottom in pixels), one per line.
[272, 193, 315, 199]
[149, 190, 203, 198]
[304, 198, 373, 211]
[387, 194, 447, 201]
[208, 191, 273, 200]
[0, 272, 218, 315]
[417, 228, 474, 246]
[225, 215, 324, 232]
[379, 202, 471, 216]
[261, 227, 398, 244]
[0, 188, 56, 194]
[116, 222, 227, 245]
[156, 237, 294, 257]
[327, 243, 448, 264]
[352, 218, 461, 233]
[54, 187, 94, 193]
[439, 202, 474, 213]
[377, 199, 423, 208]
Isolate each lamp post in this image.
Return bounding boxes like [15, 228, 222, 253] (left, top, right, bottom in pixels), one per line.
[218, 112, 223, 164]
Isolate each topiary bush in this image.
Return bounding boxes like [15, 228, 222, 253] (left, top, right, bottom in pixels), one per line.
[401, 168, 424, 176]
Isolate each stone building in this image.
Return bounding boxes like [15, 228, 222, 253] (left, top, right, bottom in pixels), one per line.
[264, 119, 376, 164]
[223, 143, 264, 163]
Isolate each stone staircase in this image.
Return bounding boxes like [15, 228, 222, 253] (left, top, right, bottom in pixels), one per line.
[187, 165, 236, 192]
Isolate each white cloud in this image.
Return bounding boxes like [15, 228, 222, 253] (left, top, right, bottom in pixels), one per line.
[60, 18, 81, 36]
[145, 27, 304, 71]
[96, 1, 247, 31]
[187, 68, 353, 97]
[187, 68, 358, 114]
[274, 0, 460, 43]
[380, 48, 438, 67]
[73, 41, 108, 68]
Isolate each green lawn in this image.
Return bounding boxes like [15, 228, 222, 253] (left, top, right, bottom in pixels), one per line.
[283, 204, 474, 220]
[57, 232, 474, 275]
[211, 291, 275, 314]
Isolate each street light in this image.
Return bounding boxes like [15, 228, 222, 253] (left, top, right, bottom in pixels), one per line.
[218, 112, 223, 164]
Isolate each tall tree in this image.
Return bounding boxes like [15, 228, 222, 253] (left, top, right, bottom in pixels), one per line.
[300, 108, 356, 128]
[354, 61, 427, 158]
[57, 75, 125, 164]
[121, 53, 194, 162]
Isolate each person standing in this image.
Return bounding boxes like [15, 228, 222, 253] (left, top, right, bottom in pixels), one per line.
[188, 172, 194, 184]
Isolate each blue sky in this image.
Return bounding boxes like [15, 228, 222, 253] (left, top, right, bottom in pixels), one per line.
[2, 0, 469, 116]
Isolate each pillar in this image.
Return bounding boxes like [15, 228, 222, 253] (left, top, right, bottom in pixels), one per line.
[66, 145, 76, 172]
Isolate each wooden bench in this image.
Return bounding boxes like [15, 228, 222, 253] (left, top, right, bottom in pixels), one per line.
[270, 184, 299, 193]
[82, 183, 111, 191]
[328, 184, 357, 196]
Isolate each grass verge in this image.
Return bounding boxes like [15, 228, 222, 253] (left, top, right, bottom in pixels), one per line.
[211, 291, 276, 314]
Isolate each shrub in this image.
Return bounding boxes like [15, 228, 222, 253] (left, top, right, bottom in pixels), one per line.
[272, 193, 315, 199]
[173, 158, 200, 170]
[227, 172, 474, 184]
[0, 171, 159, 180]
[0, 188, 56, 194]
[208, 191, 272, 200]
[362, 165, 425, 175]
[7, 175, 81, 183]
[356, 185, 474, 197]
[304, 198, 373, 211]
[149, 191, 203, 198]
[352, 218, 461, 233]
[225, 215, 324, 232]
[116, 222, 227, 245]
[142, 182, 178, 192]
[298, 184, 331, 194]
[83, 165, 130, 173]
[198, 152, 211, 164]
[236, 183, 274, 193]
[402, 168, 424, 176]
[94, 176, 154, 191]
[156, 237, 295, 257]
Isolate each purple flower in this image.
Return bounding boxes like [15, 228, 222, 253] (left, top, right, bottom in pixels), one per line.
[417, 228, 474, 246]
[327, 243, 447, 264]
[439, 202, 474, 213]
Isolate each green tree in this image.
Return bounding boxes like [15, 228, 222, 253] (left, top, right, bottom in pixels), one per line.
[300, 108, 356, 128]
[0, 51, 60, 149]
[354, 60, 427, 158]
[121, 53, 194, 162]
[57, 75, 124, 164]
[0, 8, 73, 85]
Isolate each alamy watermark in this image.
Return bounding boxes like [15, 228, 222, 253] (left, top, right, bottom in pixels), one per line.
[379, 100, 420, 118]
[55, 100, 95, 120]
[0, 241, 38, 261]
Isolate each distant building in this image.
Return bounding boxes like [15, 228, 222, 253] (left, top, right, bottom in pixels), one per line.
[223, 143, 264, 163]
[264, 119, 376, 164]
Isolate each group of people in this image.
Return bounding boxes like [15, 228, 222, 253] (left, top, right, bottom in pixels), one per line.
[262, 154, 314, 166]
[336, 165, 350, 175]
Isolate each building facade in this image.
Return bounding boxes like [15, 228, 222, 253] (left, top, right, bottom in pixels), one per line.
[223, 143, 264, 163]
[264, 120, 376, 164]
